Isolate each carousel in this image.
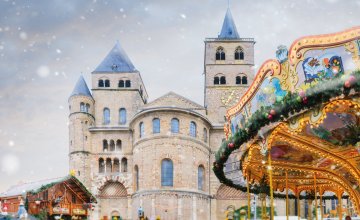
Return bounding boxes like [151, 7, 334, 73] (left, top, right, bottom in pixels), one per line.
[213, 26, 360, 220]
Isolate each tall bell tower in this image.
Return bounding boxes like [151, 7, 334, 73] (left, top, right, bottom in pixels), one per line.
[204, 7, 255, 125]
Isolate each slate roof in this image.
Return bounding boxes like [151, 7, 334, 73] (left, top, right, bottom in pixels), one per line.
[142, 92, 205, 110]
[93, 41, 137, 73]
[218, 8, 240, 39]
[70, 75, 92, 98]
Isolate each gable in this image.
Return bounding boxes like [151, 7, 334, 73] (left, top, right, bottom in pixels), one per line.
[142, 92, 204, 110]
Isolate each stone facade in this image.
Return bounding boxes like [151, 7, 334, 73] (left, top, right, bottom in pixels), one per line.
[68, 9, 260, 220]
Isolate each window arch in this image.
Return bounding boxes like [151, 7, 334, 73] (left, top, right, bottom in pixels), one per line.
[118, 80, 125, 88]
[203, 128, 208, 143]
[198, 165, 205, 190]
[103, 108, 110, 125]
[116, 140, 122, 151]
[220, 76, 226, 84]
[236, 76, 241, 85]
[242, 75, 248, 85]
[98, 79, 104, 87]
[113, 158, 120, 173]
[190, 121, 197, 137]
[121, 158, 128, 172]
[109, 140, 115, 151]
[139, 122, 144, 138]
[134, 165, 139, 191]
[119, 108, 126, 125]
[153, 118, 160, 134]
[171, 118, 179, 133]
[235, 47, 244, 60]
[161, 159, 173, 186]
[105, 158, 112, 173]
[214, 76, 220, 85]
[99, 158, 105, 173]
[80, 102, 85, 112]
[216, 47, 225, 60]
[85, 104, 90, 113]
[104, 79, 110, 87]
[103, 140, 108, 152]
[125, 80, 131, 88]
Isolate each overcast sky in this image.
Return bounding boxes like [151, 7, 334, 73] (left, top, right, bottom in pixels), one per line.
[0, 0, 359, 192]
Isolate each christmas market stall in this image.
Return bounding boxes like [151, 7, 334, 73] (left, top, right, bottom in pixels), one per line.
[213, 26, 360, 220]
[0, 175, 96, 220]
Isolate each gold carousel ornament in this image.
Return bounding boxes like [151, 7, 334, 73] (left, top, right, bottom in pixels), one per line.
[214, 26, 360, 220]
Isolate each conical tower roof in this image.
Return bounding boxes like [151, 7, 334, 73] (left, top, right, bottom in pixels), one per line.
[93, 41, 137, 73]
[218, 8, 240, 39]
[70, 75, 92, 98]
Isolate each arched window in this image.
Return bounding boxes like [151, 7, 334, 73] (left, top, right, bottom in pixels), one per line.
[203, 128, 208, 143]
[216, 47, 225, 60]
[161, 159, 173, 186]
[236, 76, 241, 84]
[99, 158, 105, 173]
[134, 165, 139, 191]
[198, 165, 205, 190]
[103, 108, 110, 125]
[116, 140, 122, 151]
[103, 140, 108, 152]
[153, 118, 160, 134]
[113, 158, 120, 173]
[109, 140, 115, 151]
[105, 158, 112, 173]
[98, 79, 104, 87]
[125, 80, 131, 88]
[104, 79, 110, 87]
[220, 76, 226, 85]
[190, 121, 197, 137]
[242, 76, 248, 85]
[121, 158, 128, 172]
[80, 102, 85, 112]
[139, 122, 144, 138]
[85, 104, 90, 113]
[118, 80, 125, 88]
[214, 76, 220, 85]
[119, 108, 126, 125]
[171, 118, 179, 133]
[235, 47, 244, 60]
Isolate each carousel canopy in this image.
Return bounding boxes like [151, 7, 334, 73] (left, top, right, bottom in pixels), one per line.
[213, 26, 360, 211]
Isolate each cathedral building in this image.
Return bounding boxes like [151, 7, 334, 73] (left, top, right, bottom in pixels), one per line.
[68, 8, 255, 220]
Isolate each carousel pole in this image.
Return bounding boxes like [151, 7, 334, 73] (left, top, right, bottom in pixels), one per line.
[247, 172, 251, 220]
[286, 171, 289, 220]
[338, 191, 342, 220]
[268, 152, 274, 220]
[320, 188, 323, 220]
[314, 173, 318, 220]
[297, 192, 300, 220]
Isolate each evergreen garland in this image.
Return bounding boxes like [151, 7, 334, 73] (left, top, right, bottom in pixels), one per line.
[213, 70, 360, 200]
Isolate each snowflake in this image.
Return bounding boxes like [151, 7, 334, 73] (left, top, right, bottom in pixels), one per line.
[36, 65, 50, 78]
[1, 154, 20, 175]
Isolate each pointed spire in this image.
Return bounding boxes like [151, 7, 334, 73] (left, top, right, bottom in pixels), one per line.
[218, 8, 240, 39]
[93, 41, 137, 73]
[70, 75, 92, 98]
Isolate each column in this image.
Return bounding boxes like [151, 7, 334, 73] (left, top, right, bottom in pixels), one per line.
[152, 197, 155, 218]
[178, 196, 183, 219]
[192, 195, 197, 220]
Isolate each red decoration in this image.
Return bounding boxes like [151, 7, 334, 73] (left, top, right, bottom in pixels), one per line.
[349, 75, 356, 84]
[302, 97, 308, 104]
[344, 80, 351, 88]
[267, 114, 273, 120]
[270, 109, 276, 115]
[299, 90, 305, 98]
[228, 143, 235, 148]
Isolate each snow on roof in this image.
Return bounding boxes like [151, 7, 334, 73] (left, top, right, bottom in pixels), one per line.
[0, 176, 67, 198]
[218, 8, 240, 39]
[70, 75, 92, 98]
[93, 41, 137, 73]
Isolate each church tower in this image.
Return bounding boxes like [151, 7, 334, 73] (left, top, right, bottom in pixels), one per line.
[68, 75, 94, 188]
[204, 8, 255, 125]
